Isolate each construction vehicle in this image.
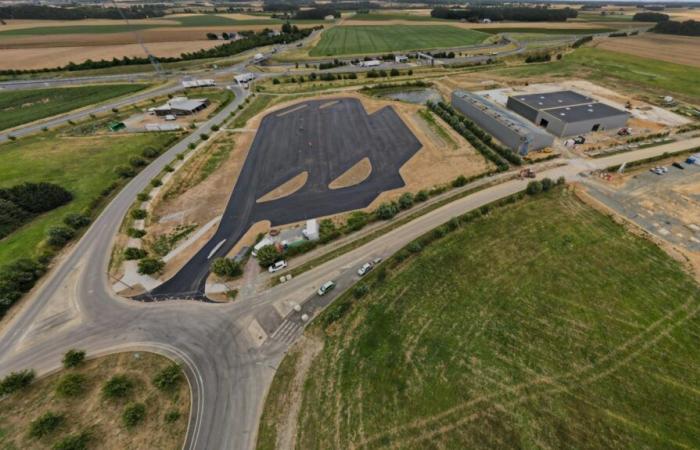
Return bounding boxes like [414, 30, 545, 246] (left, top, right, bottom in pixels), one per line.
[519, 168, 536, 179]
[617, 127, 631, 136]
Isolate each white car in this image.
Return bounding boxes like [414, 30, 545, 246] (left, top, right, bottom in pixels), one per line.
[268, 260, 287, 273]
[317, 281, 335, 296]
[357, 262, 373, 276]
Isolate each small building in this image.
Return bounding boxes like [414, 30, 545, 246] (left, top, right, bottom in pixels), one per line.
[452, 91, 554, 155]
[359, 59, 381, 68]
[480, 18, 492, 23]
[395, 55, 409, 64]
[302, 219, 319, 241]
[182, 79, 215, 88]
[234, 73, 256, 84]
[153, 97, 209, 117]
[506, 90, 629, 137]
[324, 14, 335, 21]
[253, 53, 265, 63]
[267, 30, 281, 37]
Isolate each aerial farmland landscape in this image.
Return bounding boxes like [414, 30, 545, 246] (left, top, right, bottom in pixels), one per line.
[0, 1, 699, 449]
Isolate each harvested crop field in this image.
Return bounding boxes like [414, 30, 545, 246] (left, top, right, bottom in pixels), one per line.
[0, 352, 189, 450]
[0, 40, 223, 70]
[257, 190, 700, 450]
[309, 25, 489, 56]
[594, 34, 700, 68]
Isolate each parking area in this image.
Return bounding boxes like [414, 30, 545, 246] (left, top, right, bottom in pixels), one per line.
[585, 159, 700, 254]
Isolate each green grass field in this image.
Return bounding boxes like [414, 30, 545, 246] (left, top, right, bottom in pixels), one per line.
[497, 47, 700, 101]
[309, 25, 489, 56]
[0, 131, 177, 268]
[348, 13, 447, 22]
[0, 84, 148, 131]
[257, 190, 700, 450]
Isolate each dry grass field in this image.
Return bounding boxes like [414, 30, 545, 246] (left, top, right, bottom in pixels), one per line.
[0, 352, 189, 450]
[594, 34, 700, 68]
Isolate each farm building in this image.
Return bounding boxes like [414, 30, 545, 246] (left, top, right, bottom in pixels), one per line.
[506, 90, 629, 137]
[452, 91, 554, 155]
[153, 97, 209, 116]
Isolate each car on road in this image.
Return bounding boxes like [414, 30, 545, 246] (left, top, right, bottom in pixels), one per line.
[268, 260, 287, 273]
[357, 262, 373, 276]
[672, 162, 684, 170]
[317, 281, 335, 296]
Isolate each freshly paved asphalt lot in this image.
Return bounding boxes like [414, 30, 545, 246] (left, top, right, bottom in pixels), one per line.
[148, 98, 422, 299]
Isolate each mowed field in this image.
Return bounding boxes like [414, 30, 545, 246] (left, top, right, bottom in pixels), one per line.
[0, 130, 177, 268]
[594, 34, 700, 68]
[309, 25, 489, 56]
[0, 84, 148, 130]
[257, 190, 700, 449]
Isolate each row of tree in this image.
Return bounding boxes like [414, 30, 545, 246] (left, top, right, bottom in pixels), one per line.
[632, 12, 670, 22]
[431, 6, 577, 22]
[0, 26, 320, 76]
[0, 4, 166, 20]
[652, 19, 700, 36]
[0, 183, 72, 239]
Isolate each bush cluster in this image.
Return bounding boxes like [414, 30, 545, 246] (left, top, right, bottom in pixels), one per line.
[152, 363, 182, 392]
[102, 374, 134, 399]
[0, 182, 72, 239]
[62, 349, 86, 369]
[210, 257, 243, 278]
[0, 369, 35, 395]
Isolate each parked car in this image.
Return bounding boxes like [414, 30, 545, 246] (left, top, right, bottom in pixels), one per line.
[573, 135, 586, 145]
[357, 262, 373, 276]
[268, 260, 287, 273]
[672, 162, 684, 170]
[317, 281, 335, 296]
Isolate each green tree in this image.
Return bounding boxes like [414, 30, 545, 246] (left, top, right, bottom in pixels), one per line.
[152, 363, 182, 392]
[63, 213, 90, 229]
[210, 258, 243, 278]
[138, 258, 164, 275]
[0, 369, 35, 395]
[124, 247, 147, 260]
[375, 202, 399, 220]
[526, 180, 543, 195]
[46, 226, 75, 247]
[122, 402, 146, 428]
[102, 374, 134, 399]
[256, 245, 281, 268]
[52, 431, 91, 450]
[55, 373, 87, 398]
[398, 192, 414, 210]
[28, 411, 64, 439]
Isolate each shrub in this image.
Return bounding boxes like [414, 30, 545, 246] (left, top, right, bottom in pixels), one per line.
[142, 147, 160, 158]
[556, 176, 566, 185]
[353, 284, 369, 299]
[136, 192, 150, 202]
[408, 241, 423, 253]
[398, 192, 414, 210]
[127, 227, 146, 238]
[152, 363, 182, 392]
[28, 411, 64, 439]
[63, 213, 90, 229]
[345, 211, 369, 231]
[390, 68, 400, 76]
[122, 402, 146, 428]
[376, 267, 387, 283]
[164, 410, 181, 423]
[0, 369, 35, 395]
[128, 156, 147, 168]
[451, 175, 468, 188]
[256, 245, 281, 268]
[319, 219, 340, 243]
[210, 258, 242, 278]
[200, 133, 209, 140]
[375, 202, 399, 220]
[55, 373, 87, 398]
[124, 247, 147, 260]
[47, 226, 75, 247]
[114, 165, 136, 178]
[130, 209, 147, 220]
[137, 257, 164, 275]
[541, 177, 554, 192]
[102, 374, 134, 399]
[188, 143, 196, 150]
[62, 349, 86, 369]
[415, 190, 429, 202]
[150, 179, 162, 187]
[526, 180, 543, 195]
[211, 124, 220, 131]
[52, 431, 91, 450]
[164, 164, 175, 172]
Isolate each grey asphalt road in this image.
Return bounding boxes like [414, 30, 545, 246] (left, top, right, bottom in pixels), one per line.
[0, 137, 695, 450]
[147, 98, 422, 299]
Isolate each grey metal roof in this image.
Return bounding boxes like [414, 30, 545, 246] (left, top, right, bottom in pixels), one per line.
[155, 98, 207, 112]
[541, 102, 628, 123]
[512, 90, 594, 110]
[454, 91, 551, 139]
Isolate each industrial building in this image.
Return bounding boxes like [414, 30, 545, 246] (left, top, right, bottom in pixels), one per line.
[153, 97, 209, 116]
[452, 91, 554, 155]
[506, 90, 629, 137]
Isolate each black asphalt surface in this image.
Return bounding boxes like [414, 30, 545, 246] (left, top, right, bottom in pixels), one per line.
[144, 98, 422, 299]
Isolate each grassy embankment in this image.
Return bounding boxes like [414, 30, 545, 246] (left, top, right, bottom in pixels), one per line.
[0, 130, 177, 268]
[258, 189, 700, 449]
[0, 352, 189, 449]
[309, 25, 489, 56]
[497, 47, 700, 101]
[0, 84, 149, 131]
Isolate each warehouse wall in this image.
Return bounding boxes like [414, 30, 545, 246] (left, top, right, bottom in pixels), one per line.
[453, 93, 526, 153]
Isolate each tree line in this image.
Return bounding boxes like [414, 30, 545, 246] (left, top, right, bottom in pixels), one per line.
[0, 182, 72, 239]
[431, 6, 577, 22]
[0, 26, 320, 76]
[632, 12, 670, 22]
[0, 4, 166, 20]
[652, 19, 700, 36]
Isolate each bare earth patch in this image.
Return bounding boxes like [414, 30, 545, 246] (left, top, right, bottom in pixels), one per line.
[0, 352, 189, 450]
[329, 157, 372, 189]
[257, 171, 309, 203]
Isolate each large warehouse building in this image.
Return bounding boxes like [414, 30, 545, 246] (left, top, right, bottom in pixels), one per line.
[452, 91, 554, 155]
[506, 90, 629, 137]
